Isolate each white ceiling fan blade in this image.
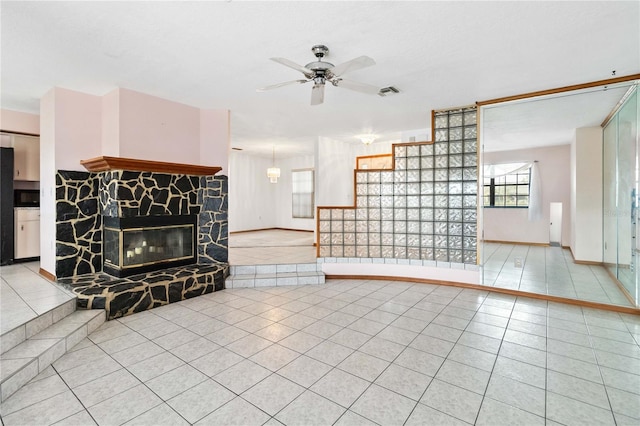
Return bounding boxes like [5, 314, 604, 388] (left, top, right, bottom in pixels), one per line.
[329, 56, 375, 77]
[257, 80, 309, 92]
[333, 78, 380, 95]
[311, 84, 325, 106]
[270, 57, 313, 78]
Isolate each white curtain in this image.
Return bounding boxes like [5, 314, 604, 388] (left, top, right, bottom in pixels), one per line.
[483, 161, 543, 222]
[528, 162, 543, 221]
[483, 162, 532, 178]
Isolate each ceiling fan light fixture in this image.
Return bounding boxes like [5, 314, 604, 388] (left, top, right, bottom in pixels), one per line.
[357, 134, 378, 145]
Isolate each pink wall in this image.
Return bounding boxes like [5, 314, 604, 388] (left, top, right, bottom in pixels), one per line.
[53, 88, 103, 171]
[95, 88, 230, 171]
[200, 109, 230, 175]
[483, 145, 571, 245]
[118, 89, 201, 164]
[38, 86, 230, 277]
[0, 109, 40, 134]
[101, 89, 120, 157]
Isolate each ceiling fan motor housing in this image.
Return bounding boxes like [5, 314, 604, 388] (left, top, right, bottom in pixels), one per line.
[311, 44, 329, 58]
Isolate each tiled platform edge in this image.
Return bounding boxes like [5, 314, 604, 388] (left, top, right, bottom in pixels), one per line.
[59, 263, 228, 320]
[226, 263, 325, 288]
[0, 307, 105, 402]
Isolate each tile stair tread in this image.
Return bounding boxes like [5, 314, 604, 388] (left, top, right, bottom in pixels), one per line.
[1, 299, 77, 355]
[229, 271, 324, 280]
[0, 309, 105, 402]
[230, 263, 320, 275]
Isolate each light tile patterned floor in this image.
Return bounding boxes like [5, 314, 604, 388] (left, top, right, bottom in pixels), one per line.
[483, 243, 633, 307]
[0, 262, 75, 334]
[2, 279, 639, 425]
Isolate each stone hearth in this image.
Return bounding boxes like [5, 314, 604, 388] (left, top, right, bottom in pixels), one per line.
[55, 158, 228, 319]
[58, 263, 227, 320]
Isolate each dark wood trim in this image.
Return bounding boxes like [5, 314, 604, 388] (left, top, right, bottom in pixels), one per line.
[568, 246, 604, 266]
[0, 129, 40, 138]
[356, 153, 393, 159]
[0, 130, 40, 137]
[484, 239, 550, 247]
[80, 156, 222, 176]
[39, 268, 56, 282]
[604, 265, 638, 307]
[355, 153, 392, 170]
[325, 274, 640, 315]
[229, 227, 314, 235]
[476, 74, 640, 106]
[431, 109, 436, 143]
[574, 259, 604, 266]
[316, 206, 321, 257]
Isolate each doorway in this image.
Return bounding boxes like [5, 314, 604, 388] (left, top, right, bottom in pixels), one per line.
[549, 202, 562, 247]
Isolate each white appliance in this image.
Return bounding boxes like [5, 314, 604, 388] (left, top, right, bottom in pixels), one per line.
[14, 207, 40, 259]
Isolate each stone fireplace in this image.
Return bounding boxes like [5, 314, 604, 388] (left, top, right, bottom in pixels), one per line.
[103, 214, 197, 277]
[55, 156, 229, 319]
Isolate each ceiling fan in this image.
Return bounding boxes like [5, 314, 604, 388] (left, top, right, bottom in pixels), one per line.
[258, 44, 380, 105]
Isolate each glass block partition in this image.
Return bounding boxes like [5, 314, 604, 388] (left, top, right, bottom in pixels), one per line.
[317, 106, 477, 264]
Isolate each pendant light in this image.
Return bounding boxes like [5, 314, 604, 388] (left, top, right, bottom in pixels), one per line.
[357, 134, 377, 145]
[267, 145, 280, 183]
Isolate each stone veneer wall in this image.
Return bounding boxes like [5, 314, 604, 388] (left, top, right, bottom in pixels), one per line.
[56, 171, 102, 277]
[56, 170, 228, 278]
[318, 106, 477, 265]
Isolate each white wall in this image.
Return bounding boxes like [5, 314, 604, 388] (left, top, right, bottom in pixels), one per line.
[483, 145, 571, 245]
[275, 155, 315, 231]
[39, 91, 57, 275]
[571, 127, 603, 262]
[229, 152, 320, 233]
[228, 152, 277, 232]
[316, 137, 393, 207]
[401, 128, 430, 142]
[40, 88, 103, 275]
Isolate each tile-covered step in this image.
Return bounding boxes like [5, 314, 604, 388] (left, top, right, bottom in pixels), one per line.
[0, 309, 105, 402]
[226, 263, 325, 288]
[0, 299, 76, 356]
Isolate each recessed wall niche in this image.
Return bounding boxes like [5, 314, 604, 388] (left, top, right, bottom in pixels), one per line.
[317, 106, 477, 265]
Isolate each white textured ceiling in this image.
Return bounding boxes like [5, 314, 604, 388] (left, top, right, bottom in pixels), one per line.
[1, 1, 639, 157]
[482, 83, 636, 152]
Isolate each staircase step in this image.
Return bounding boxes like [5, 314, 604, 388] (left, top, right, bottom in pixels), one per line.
[226, 263, 325, 288]
[1, 299, 76, 356]
[0, 309, 105, 402]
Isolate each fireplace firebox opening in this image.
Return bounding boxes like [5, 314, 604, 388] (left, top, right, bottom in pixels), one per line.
[103, 215, 197, 277]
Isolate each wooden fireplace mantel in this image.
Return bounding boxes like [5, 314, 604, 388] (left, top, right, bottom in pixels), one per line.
[80, 156, 222, 176]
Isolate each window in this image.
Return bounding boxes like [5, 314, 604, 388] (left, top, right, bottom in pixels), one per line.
[292, 169, 314, 218]
[483, 166, 530, 207]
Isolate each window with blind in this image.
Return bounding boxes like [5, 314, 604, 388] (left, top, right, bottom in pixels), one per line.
[292, 169, 314, 218]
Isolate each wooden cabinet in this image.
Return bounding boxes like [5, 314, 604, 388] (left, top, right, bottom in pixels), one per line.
[12, 135, 39, 181]
[14, 208, 40, 259]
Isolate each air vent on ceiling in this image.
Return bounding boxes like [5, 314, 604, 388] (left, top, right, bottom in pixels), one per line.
[378, 86, 400, 97]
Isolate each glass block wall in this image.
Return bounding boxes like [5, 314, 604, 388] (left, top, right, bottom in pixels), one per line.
[317, 106, 477, 264]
